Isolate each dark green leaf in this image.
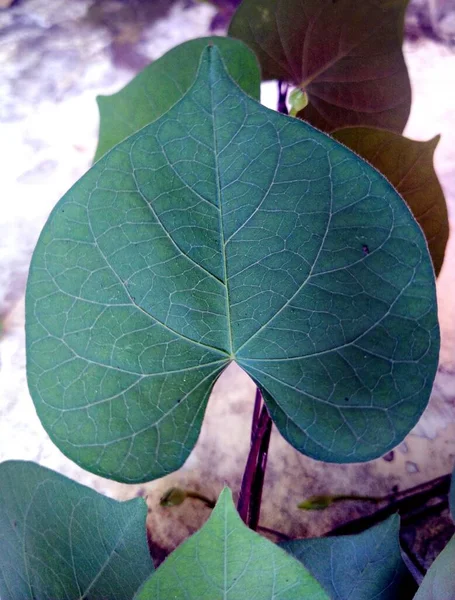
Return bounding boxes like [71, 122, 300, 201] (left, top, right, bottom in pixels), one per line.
[229, 0, 411, 132]
[94, 36, 260, 161]
[280, 516, 413, 599]
[135, 487, 329, 599]
[26, 46, 439, 483]
[0, 461, 153, 600]
[333, 128, 448, 275]
[414, 535, 455, 600]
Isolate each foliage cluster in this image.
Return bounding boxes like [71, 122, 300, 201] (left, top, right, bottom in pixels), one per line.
[1, 1, 453, 598]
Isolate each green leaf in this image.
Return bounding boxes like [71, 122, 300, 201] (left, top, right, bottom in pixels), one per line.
[0, 461, 153, 600]
[332, 128, 448, 276]
[289, 87, 309, 117]
[414, 535, 455, 600]
[26, 46, 439, 483]
[280, 516, 413, 599]
[135, 488, 329, 599]
[94, 36, 260, 162]
[229, 0, 411, 133]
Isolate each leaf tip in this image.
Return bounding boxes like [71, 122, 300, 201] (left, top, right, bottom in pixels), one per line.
[218, 486, 234, 503]
[429, 134, 441, 149]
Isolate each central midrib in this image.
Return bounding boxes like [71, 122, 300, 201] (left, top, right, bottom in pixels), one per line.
[209, 51, 235, 358]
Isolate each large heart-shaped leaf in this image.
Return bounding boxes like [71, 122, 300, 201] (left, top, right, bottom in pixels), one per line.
[332, 128, 448, 275]
[229, 0, 411, 133]
[413, 535, 455, 600]
[94, 36, 260, 162]
[0, 461, 153, 600]
[280, 516, 414, 599]
[135, 488, 329, 599]
[26, 46, 439, 484]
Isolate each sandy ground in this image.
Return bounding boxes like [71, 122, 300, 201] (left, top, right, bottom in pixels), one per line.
[1, 0, 455, 561]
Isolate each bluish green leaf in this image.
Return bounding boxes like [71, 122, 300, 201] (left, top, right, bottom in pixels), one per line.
[414, 535, 455, 600]
[0, 461, 153, 600]
[94, 36, 260, 161]
[280, 516, 413, 599]
[229, 0, 411, 133]
[26, 46, 439, 483]
[135, 488, 329, 600]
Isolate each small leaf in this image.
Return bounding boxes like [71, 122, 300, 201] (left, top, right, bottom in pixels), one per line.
[332, 128, 448, 275]
[26, 46, 439, 483]
[229, 0, 411, 132]
[414, 535, 455, 600]
[135, 488, 329, 599]
[160, 487, 188, 507]
[289, 88, 309, 117]
[280, 516, 414, 600]
[298, 495, 336, 510]
[160, 487, 215, 508]
[94, 36, 260, 161]
[0, 461, 153, 600]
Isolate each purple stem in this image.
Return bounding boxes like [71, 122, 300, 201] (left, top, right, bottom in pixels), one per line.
[248, 404, 272, 531]
[250, 387, 262, 442]
[237, 391, 272, 529]
[278, 81, 289, 115]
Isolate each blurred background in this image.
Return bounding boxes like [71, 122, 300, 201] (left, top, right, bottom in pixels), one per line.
[1, 0, 455, 568]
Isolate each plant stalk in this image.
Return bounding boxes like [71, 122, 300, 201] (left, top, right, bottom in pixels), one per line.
[248, 403, 273, 530]
[278, 81, 289, 115]
[325, 473, 451, 537]
[237, 391, 272, 529]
